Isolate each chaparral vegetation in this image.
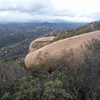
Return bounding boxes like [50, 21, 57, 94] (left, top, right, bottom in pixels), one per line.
[0, 38, 100, 100]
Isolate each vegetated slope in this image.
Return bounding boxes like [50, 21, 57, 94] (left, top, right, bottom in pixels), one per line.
[25, 30, 100, 69]
[0, 33, 100, 100]
[0, 22, 83, 61]
[55, 20, 100, 41]
[0, 24, 55, 61]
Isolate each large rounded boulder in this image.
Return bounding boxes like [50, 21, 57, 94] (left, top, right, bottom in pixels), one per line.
[25, 31, 100, 70]
[29, 36, 55, 53]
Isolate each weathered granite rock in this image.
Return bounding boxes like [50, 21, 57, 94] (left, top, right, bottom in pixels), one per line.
[25, 31, 100, 70]
[29, 36, 55, 53]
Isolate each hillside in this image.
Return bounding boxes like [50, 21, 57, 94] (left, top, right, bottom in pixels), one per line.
[55, 20, 100, 41]
[0, 22, 83, 61]
[0, 22, 100, 100]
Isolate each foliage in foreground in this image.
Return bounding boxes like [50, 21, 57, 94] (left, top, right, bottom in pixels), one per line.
[0, 38, 100, 100]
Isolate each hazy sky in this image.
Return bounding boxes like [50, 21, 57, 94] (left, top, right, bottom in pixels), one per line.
[0, 0, 100, 22]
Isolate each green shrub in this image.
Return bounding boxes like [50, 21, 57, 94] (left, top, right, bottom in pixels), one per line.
[43, 74, 72, 100]
[0, 38, 100, 100]
[75, 39, 100, 100]
[1, 92, 12, 100]
[0, 60, 27, 97]
[13, 76, 42, 100]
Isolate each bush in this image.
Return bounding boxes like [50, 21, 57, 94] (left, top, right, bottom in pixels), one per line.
[13, 76, 42, 100]
[0, 38, 100, 100]
[43, 79, 72, 100]
[0, 60, 27, 97]
[1, 92, 12, 100]
[76, 39, 100, 100]
[51, 38, 100, 100]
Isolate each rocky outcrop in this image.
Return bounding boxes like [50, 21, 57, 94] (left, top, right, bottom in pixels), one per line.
[29, 36, 55, 52]
[25, 31, 100, 70]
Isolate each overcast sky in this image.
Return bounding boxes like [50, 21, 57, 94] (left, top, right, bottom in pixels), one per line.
[0, 0, 100, 22]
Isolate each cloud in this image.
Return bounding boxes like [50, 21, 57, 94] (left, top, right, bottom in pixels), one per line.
[0, 0, 100, 22]
[0, 0, 53, 13]
[88, 12, 100, 20]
